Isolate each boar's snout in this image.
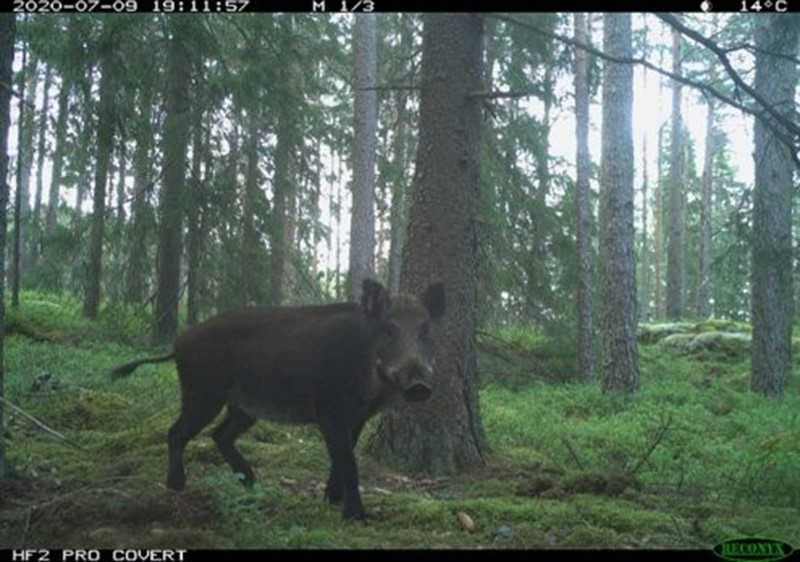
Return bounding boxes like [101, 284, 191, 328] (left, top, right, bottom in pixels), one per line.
[399, 363, 434, 402]
[403, 381, 433, 402]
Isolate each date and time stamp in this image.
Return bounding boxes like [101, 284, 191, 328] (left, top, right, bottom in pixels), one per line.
[10, 0, 792, 12]
[11, 0, 377, 12]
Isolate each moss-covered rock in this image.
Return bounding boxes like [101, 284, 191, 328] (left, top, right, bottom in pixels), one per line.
[689, 331, 751, 356]
[656, 333, 696, 352]
[638, 323, 696, 345]
[644, 319, 752, 357]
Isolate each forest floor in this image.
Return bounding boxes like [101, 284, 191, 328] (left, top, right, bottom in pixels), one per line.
[1, 295, 798, 549]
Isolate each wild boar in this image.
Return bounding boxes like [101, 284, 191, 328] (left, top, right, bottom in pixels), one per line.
[111, 279, 445, 520]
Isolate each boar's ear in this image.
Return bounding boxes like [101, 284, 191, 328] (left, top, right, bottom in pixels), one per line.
[361, 278, 391, 321]
[421, 282, 446, 321]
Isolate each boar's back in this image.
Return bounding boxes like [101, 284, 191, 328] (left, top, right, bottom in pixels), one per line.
[173, 302, 378, 424]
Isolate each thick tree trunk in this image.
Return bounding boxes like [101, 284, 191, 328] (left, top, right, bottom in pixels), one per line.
[369, 14, 485, 474]
[599, 13, 639, 395]
[0, 13, 16, 481]
[574, 13, 595, 382]
[750, 14, 799, 399]
[666, 24, 685, 320]
[154, 18, 192, 343]
[347, 14, 378, 301]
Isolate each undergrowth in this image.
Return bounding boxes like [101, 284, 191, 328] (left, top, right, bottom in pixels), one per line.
[1, 292, 798, 549]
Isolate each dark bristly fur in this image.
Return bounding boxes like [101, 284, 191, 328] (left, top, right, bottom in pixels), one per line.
[110, 279, 445, 521]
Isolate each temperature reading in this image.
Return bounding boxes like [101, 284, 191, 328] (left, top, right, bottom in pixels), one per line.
[740, 0, 788, 10]
[340, 0, 374, 11]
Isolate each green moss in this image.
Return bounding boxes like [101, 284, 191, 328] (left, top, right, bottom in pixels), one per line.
[3, 298, 800, 548]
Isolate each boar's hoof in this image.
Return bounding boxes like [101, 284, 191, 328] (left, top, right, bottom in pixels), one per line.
[403, 382, 432, 402]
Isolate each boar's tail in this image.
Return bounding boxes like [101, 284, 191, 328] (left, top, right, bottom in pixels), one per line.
[111, 353, 175, 379]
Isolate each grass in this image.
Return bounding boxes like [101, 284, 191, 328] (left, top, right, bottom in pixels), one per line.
[1, 293, 799, 549]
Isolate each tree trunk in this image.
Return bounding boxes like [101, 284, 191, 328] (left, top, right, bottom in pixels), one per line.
[186, 96, 206, 326]
[599, 13, 639, 395]
[75, 74, 94, 219]
[0, 13, 16, 481]
[638, 19, 650, 322]
[347, 14, 378, 301]
[665, 24, 685, 320]
[386, 18, 415, 296]
[31, 63, 52, 269]
[154, 18, 192, 343]
[268, 17, 303, 306]
[125, 91, 153, 306]
[653, 121, 665, 320]
[241, 116, 265, 305]
[83, 46, 116, 319]
[13, 49, 38, 307]
[750, 14, 799, 399]
[369, 14, 485, 474]
[697, 91, 716, 319]
[574, 13, 595, 382]
[46, 78, 69, 237]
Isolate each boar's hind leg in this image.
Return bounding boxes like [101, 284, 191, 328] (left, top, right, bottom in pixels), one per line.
[319, 418, 365, 521]
[324, 420, 366, 505]
[212, 405, 257, 487]
[167, 394, 225, 491]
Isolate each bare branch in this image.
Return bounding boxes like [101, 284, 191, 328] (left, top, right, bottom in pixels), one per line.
[655, 14, 799, 139]
[0, 395, 86, 451]
[491, 13, 799, 168]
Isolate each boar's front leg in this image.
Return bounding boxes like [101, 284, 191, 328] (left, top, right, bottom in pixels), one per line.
[324, 419, 366, 505]
[319, 416, 365, 520]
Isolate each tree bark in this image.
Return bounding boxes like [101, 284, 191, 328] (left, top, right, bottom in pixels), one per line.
[697, 88, 716, 319]
[0, 13, 16, 481]
[125, 83, 154, 306]
[154, 18, 192, 343]
[750, 14, 799, 399]
[599, 13, 639, 395]
[31, 63, 52, 269]
[666, 23, 685, 320]
[241, 115, 265, 305]
[13, 48, 39, 306]
[270, 42, 301, 306]
[83, 45, 116, 319]
[697, 17, 720, 319]
[347, 14, 378, 301]
[186, 94, 207, 326]
[369, 14, 485, 474]
[386, 18, 415, 296]
[45, 78, 69, 237]
[574, 13, 595, 382]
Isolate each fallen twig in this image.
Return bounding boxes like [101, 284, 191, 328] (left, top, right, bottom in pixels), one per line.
[0, 396, 86, 451]
[562, 437, 585, 471]
[629, 412, 673, 475]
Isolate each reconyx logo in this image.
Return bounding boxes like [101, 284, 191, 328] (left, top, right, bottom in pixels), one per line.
[713, 537, 794, 562]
